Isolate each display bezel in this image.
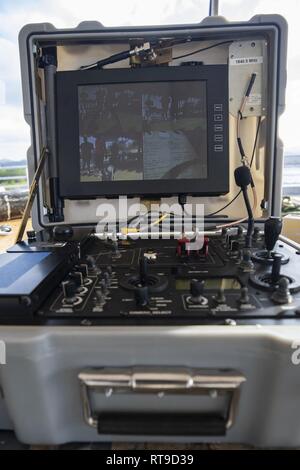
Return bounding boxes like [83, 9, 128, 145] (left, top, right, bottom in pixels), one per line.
[56, 65, 229, 199]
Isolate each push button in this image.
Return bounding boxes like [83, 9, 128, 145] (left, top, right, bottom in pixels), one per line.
[214, 104, 223, 111]
[214, 114, 223, 121]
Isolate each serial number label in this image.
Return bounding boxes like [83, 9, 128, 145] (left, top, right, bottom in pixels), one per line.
[230, 56, 263, 65]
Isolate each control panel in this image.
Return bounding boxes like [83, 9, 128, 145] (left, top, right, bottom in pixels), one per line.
[35, 221, 300, 325]
[1, 219, 299, 326]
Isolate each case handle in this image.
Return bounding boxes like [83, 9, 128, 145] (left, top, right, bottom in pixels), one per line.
[97, 412, 227, 436]
[78, 368, 245, 436]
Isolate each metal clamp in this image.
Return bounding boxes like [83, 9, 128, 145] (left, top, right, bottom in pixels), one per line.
[78, 368, 245, 433]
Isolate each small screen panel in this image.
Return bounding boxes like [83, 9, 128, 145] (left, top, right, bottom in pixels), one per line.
[78, 81, 207, 183]
[175, 278, 241, 291]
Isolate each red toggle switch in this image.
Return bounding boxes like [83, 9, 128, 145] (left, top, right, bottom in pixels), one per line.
[176, 236, 191, 257]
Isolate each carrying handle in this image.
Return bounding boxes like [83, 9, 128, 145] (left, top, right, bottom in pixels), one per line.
[78, 368, 245, 435]
[97, 412, 227, 436]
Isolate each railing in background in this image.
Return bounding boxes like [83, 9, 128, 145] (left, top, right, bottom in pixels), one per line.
[0, 164, 28, 221]
[0, 157, 299, 222]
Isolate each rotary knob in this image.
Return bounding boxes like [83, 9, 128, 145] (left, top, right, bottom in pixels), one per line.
[75, 264, 88, 278]
[74, 263, 92, 286]
[62, 280, 79, 305]
[69, 271, 83, 287]
[271, 277, 293, 304]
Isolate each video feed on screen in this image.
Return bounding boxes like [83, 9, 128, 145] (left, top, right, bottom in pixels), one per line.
[78, 81, 207, 182]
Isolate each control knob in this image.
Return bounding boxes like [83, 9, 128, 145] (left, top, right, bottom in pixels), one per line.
[264, 217, 282, 257]
[271, 254, 282, 284]
[239, 249, 254, 272]
[238, 287, 250, 305]
[189, 279, 207, 305]
[252, 226, 261, 241]
[134, 285, 149, 307]
[271, 278, 292, 304]
[69, 271, 83, 287]
[86, 255, 100, 274]
[75, 264, 88, 278]
[74, 263, 91, 286]
[62, 280, 81, 306]
[214, 288, 226, 305]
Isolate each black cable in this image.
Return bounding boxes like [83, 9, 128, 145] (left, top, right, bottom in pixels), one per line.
[80, 39, 232, 70]
[245, 73, 257, 97]
[80, 42, 153, 70]
[242, 187, 254, 247]
[205, 116, 261, 218]
[80, 50, 132, 70]
[172, 40, 233, 61]
[178, 194, 187, 233]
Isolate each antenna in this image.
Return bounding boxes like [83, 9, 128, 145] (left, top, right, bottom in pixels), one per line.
[209, 0, 219, 16]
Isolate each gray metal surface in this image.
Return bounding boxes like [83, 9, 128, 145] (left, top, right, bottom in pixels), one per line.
[0, 324, 300, 446]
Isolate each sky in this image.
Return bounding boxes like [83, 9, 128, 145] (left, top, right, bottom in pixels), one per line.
[0, 0, 300, 160]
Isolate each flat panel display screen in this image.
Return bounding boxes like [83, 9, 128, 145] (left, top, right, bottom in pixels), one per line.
[56, 65, 229, 198]
[78, 81, 207, 183]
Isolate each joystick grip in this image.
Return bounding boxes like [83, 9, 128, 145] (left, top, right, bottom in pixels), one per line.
[139, 256, 148, 286]
[264, 217, 282, 253]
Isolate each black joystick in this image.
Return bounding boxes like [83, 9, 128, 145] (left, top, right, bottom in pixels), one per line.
[264, 217, 282, 257]
[271, 254, 282, 284]
[139, 256, 148, 286]
[53, 225, 73, 242]
[120, 255, 168, 293]
[190, 279, 205, 304]
[252, 217, 289, 265]
[134, 285, 149, 307]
